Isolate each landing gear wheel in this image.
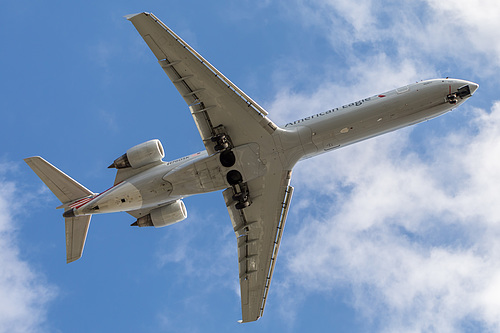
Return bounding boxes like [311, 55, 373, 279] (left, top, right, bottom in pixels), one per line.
[232, 191, 247, 201]
[215, 142, 229, 151]
[230, 179, 251, 210]
[446, 93, 458, 105]
[211, 134, 230, 152]
[211, 134, 225, 142]
[235, 200, 250, 210]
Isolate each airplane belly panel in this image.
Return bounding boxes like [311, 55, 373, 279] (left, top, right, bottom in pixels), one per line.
[307, 84, 456, 156]
[80, 182, 144, 214]
[232, 143, 266, 183]
[195, 160, 226, 190]
[164, 143, 266, 196]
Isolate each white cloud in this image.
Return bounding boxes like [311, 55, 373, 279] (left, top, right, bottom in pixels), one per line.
[281, 101, 500, 332]
[153, 206, 240, 325]
[0, 177, 56, 333]
[263, 4, 500, 331]
[269, 53, 433, 125]
[426, 0, 500, 66]
[156, 208, 236, 282]
[286, 0, 500, 73]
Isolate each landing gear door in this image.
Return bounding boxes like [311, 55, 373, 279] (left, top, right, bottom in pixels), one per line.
[457, 85, 471, 98]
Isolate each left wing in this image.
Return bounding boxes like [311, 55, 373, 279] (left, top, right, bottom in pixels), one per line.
[128, 12, 294, 322]
[223, 168, 293, 323]
[127, 12, 278, 155]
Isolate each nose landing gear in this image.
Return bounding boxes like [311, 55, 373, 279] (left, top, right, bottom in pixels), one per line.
[447, 85, 472, 105]
[446, 93, 459, 104]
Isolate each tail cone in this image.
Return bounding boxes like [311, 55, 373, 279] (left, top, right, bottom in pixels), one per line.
[63, 208, 75, 218]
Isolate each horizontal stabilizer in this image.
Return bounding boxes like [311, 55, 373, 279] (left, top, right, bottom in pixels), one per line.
[66, 215, 91, 263]
[24, 156, 93, 204]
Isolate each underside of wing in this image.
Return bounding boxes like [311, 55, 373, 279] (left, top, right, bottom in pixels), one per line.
[223, 168, 294, 323]
[127, 12, 278, 155]
[127, 12, 295, 322]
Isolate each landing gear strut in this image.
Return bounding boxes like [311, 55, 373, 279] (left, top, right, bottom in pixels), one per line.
[233, 182, 251, 210]
[211, 133, 230, 151]
[446, 93, 458, 105]
[211, 125, 232, 152]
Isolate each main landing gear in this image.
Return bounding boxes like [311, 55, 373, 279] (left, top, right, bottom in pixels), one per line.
[211, 133, 230, 151]
[212, 126, 251, 210]
[226, 170, 251, 210]
[211, 125, 232, 152]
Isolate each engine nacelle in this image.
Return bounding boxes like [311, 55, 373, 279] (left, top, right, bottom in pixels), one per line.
[109, 139, 165, 169]
[132, 200, 187, 228]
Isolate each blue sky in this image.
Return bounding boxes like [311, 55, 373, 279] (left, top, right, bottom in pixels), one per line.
[2, 1, 500, 332]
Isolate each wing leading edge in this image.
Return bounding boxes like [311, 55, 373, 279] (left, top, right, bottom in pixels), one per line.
[127, 12, 293, 323]
[127, 12, 278, 155]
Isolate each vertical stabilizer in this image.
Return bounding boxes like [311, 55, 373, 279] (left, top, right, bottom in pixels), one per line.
[66, 216, 91, 263]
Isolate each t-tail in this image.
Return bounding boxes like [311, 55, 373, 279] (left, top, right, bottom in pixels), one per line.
[24, 156, 96, 263]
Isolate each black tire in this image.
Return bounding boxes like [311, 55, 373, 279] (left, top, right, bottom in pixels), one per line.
[211, 134, 225, 142]
[236, 201, 250, 210]
[232, 192, 248, 202]
[214, 142, 229, 151]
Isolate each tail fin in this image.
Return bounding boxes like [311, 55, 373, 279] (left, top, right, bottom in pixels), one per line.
[66, 216, 91, 263]
[25, 156, 94, 263]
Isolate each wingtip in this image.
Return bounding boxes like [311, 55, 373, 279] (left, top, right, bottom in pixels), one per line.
[24, 156, 41, 163]
[124, 12, 150, 20]
[67, 256, 80, 264]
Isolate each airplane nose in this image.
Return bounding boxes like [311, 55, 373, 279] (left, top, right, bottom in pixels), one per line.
[469, 82, 479, 95]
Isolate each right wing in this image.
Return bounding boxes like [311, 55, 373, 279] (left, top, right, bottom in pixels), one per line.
[127, 13, 278, 155]
[223, 167, 293, 323]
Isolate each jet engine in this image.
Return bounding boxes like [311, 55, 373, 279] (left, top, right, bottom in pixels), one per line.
[109, 139, 165, 169]
[131, 200, 187, 228]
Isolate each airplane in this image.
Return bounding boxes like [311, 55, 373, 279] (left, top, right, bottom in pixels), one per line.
[24, 12, 478, 323]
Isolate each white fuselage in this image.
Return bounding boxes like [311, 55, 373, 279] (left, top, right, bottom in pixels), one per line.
[70, 78, 477, 217]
